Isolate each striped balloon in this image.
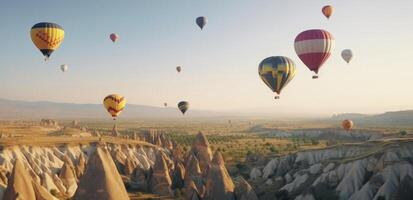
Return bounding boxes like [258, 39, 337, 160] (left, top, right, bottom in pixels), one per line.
[103, 94, 126, 120]
[258, 56, 296, 99]
[294, 29, 334, 78]
[30, 22, 65, 59]
[178, 101, 189, 115]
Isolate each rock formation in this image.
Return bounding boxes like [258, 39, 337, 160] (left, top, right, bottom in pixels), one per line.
[171, 161, 185, 190]
[40, 119, 59, 127]
[205, 151, 235, 200]
[3, 159, 37, 200]
[59, 157, 78, 197]
[75, 153, 86, 178]
[248, 141, 413, 200]
[234, 177, 259, 200]
[112, 124, 120, 137]
[73, 147, 130, 200]
[191, 132, 213, 170]
[149, 151, 172, 196]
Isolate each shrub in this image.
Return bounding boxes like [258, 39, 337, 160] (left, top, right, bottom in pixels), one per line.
[400, 130, 407, 136]
[311, 139, 320, 145]
[269, 146, 278, 153]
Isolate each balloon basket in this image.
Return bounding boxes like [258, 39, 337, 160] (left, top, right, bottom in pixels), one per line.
[274, 96, 280, 100]
[312, 75, 319, 79]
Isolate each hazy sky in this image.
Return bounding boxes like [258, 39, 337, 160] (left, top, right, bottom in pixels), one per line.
[0, 0, 412, 116]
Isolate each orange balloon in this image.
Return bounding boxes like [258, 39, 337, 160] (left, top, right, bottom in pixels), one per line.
[322, 5, 334, 19]
[342, 120, 354, 131]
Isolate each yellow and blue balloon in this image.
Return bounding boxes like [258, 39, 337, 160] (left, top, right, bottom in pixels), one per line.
[258, 56, 296, 99]
[30, 22, 64, 60]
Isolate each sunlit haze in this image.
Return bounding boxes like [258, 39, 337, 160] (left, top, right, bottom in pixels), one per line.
[1, 0, 412, 117]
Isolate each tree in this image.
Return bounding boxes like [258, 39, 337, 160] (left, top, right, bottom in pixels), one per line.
[400, 130, 408, 136]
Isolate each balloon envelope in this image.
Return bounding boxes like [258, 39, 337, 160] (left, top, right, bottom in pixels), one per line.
[294, 29, 334, 76]
[176, 66, 182, 73]
[341, 49, 353, 63]
[178, 101, 189, 114]
[322, 5, 334, 19]
[103, 94, 126, 119]
[196, 16, 207, 30]
[164, 102, 168, 107]
[342, 120, 354, 131]
[258, 56, 296, 96]
[60, 64, 68, 72]
[30, 22, 65, 59]
[110, 33, 119, 42]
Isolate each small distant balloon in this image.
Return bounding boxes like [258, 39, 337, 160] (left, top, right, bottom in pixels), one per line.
[60, 64, 68, 72]
[164, 102, 168, 107]
[322, 5, 334, 19]
[341, 49, 353, 63]
[30, 22, 65, 60]
[196, 16, 207, 30]
[176, 66, 182, 73]
[110, 33, 119, 43]
[178, 101, 189, 115]
[342, 119, 354, 131]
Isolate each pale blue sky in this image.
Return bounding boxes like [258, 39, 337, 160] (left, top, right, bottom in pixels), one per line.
[0, 0, 412, 116]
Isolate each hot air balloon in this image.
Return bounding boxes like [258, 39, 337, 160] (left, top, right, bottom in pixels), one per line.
[30, 22, 65, 60]
[322, 5, 334, 19]
[341, 49, 353, 63]
[178, 101, 189, 115]
[103, 94, 126, 120]
[196, 16, 207, 30]
[342, 119, 354, 131]
[110, 33, 119, 43]
[164, 102, 168, 107]
[294, 29, 334, 79]
[258, 56, 296, 99]
[60, 64, 68, 72]
[176, 66, 182, 73]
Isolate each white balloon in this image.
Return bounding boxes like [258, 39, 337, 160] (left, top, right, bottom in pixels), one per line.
[341, 49, 353, 63]
[60, 64, 68, 72]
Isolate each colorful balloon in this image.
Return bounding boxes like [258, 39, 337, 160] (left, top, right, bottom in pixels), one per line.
[176, 66, 182, 73]
[258, 56, 296, 99]
[60, 64, 68, 72]
[294, 29, 335, 79]
[196, 16, 207, 30]
[178, 101, 189, 115]
[110, 33, 119, 43]
[30, 22, 64, 60]
[342, 119, 354, 131]
[341, 49, 353, 63]
[103, 94, 126, 120]
[322, 5, 334, 19]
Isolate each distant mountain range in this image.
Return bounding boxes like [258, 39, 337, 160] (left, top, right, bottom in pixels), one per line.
[331, 110, 413, 128]
[0, 98, 222, 119]
[2, 98, 413, 127]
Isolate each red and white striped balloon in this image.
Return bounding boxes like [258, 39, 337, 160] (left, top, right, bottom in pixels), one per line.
[294, 29, 334, 77]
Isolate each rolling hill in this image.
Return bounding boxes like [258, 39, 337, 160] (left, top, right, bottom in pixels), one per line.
[0, 98, 222, 119]
[331, 110, 413, 128]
